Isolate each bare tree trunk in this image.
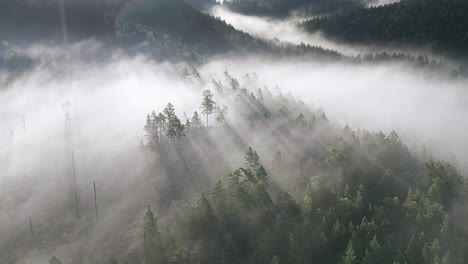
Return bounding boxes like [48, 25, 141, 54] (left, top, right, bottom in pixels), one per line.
[72, 152, 79, 219]
[94, 181, 99, 224]
[29, 217, 35, 241]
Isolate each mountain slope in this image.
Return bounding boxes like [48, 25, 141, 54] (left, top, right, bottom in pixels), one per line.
[222, 0, 371, 17]
[115, 0, 342, 60]
[303, 0, 468, 59]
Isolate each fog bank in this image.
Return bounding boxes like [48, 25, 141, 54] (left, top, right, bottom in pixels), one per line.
[203, 57, 468, 170]
[1, 43, 468, 262]
[210, 5, 436, 59]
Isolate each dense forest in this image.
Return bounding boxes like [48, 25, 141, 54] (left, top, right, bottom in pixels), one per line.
[115, 0, 343, 61]
[221, 0, 370, 17]
[34, 70, 468, 264]
[303, 0, 468, 59]
[0, 0, 344, 62]
[2, 0, 466, 67]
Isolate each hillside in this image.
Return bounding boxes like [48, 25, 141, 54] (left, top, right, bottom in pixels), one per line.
[303, 0, 468, 59]
[115, 0, 343, 61]
[0, 0, 342, 62]
[18, 69, 468, 264]
[222, 0, 371, 17]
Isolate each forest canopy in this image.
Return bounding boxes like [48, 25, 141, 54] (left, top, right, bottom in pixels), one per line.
[95, 71, 468, 263]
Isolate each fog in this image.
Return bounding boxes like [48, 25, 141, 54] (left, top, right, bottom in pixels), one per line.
[0, 48, 203, 263]
[203, 57, 468, 169]
[210, 5, 435, 59]
[368, 0, 400, 6]
[1, 39, 468, 262]
[211, 6, 362, 56]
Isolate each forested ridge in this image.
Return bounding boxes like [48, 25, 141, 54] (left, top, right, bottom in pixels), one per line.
[221, 0, 370, 17]
[303, 0, 468, 59]
[39, 70, 468, 264]
[2, 0, 466, 71]
[0, 0, 343, 62]
[115, 0, 342, 61]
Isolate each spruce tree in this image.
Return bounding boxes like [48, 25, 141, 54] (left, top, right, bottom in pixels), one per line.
[200, 90, 215, 127]
[341, 241, 357, 264]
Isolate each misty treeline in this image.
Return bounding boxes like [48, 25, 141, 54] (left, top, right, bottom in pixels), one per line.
[303, 0, 468, 60]
[141, 87, 227, 149]
[42, 69, 468, 264]
[2, 0, 468, 87]
[4, 0, 464, 74]
[218, 0, 371, 17]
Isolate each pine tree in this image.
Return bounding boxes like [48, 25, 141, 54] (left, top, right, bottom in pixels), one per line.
[245, 147, 260, 169]
[158, 113, 167, 136]
[143, 205, 165, 264]
[191, 111, 203, 129]
[200, 90, 215, 127]
[362, 235, 382, 264]
[185, 119, 191, 133]
[163, 103, 184, 140]
[270, 255, 280, 264]
[341, 241, 357, 264]
[173, 115, 185, 139]
[215, 105, 227, 125]
[164, 103, 176, 124]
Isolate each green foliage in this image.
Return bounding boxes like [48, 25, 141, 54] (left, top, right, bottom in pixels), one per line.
[342, 241, 357, 264]
[135, 71, 468, 264]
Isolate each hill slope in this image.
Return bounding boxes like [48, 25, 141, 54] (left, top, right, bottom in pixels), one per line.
[303, 0, 468, 59]
[222, 0, 371, 17]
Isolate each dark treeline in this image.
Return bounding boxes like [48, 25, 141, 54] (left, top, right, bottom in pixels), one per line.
[303, 0, 468, 60]
[45, 70, 468, 264]
[2, 0, 466, 76]
[0, 0, 342, 63]
[221, 0, 371, 17]
[115, 0, 343, 61]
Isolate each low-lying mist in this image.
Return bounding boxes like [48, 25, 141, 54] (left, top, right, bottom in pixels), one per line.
[1, 41, 468, 262]
[210, 6, 361, 56]
[203, 57, 468, 170]
[210, 5, 437, 59]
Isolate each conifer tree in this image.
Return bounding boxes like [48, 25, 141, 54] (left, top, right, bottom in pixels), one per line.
[215, 105, 227, 125]
[270, 255, 280, 264]
[191, 111, 203, 129]
[342, 241, 357, 264]
[200, 90, 215, 127]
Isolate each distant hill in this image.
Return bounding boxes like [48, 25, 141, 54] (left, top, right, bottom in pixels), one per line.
[303, 0, 468, 59]
[0, 0, 341, 62]
[114, 0, 343, 60]
[221, 0, 371, 17]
